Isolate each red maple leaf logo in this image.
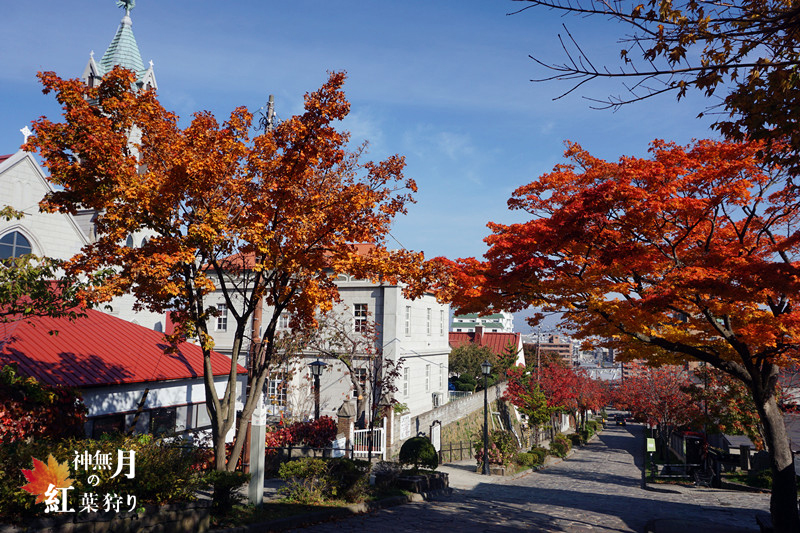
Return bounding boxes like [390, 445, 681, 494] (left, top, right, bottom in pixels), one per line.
[21, 455, 74, 504]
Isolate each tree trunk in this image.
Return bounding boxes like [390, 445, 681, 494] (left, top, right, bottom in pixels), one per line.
[755, 388, 799, 533]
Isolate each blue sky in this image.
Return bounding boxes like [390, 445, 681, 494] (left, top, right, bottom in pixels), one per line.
[1, 1, 719, 266]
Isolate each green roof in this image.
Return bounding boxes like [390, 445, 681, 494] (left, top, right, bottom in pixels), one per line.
[454, 312, 505, 320]
[100, 13, 146, 81]
[452, 321, 504, 330]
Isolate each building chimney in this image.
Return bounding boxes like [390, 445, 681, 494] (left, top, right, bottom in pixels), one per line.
[474, 325, 483, 344]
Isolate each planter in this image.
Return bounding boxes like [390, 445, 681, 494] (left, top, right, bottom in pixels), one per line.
[395, 472, 449, 493]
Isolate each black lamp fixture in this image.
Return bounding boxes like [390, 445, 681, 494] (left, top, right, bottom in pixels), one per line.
[308, 359, 328, 420]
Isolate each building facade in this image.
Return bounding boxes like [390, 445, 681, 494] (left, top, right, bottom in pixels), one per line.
[451, 311, 514, 333]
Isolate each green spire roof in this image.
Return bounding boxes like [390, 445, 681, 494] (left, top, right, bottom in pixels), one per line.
[100, 10, 145, 81]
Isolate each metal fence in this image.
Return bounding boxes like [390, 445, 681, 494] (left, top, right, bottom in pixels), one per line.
[448, 391, 472, 401]
[353, 427, 386, 461]
[438, 440, 477, 464]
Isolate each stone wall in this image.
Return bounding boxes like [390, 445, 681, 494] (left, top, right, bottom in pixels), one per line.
[391, 383, 507, 455]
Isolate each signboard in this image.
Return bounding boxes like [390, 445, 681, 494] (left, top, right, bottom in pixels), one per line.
[646, 438, 656, 452]
[399, 414, 411, 440]
[430, 423, 441, 451]
[331, 437, 347, 458]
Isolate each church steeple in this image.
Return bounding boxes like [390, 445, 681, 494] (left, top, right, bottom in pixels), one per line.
[81, 0, 157, 91]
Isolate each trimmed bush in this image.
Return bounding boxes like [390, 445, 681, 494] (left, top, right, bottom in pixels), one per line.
[569, 433, 584, 447]
[549, 433, 572, 458]
[529, 446, 548, 464]
[399, 437, 438, 473]
[514, 452, 536, 467]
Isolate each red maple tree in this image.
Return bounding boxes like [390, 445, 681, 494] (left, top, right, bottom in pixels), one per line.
[445, 138, 800, 530]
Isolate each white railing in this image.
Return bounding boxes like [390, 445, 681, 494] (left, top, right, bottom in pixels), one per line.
[449, 390, 472, 401]
[353, 427, 386, 461]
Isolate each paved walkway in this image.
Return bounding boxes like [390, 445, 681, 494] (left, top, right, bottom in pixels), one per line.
[291, 425, 770, 532]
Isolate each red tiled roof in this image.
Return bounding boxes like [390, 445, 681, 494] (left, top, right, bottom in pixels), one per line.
[0, 309, 245, 388]
[449, 331, 521, 357]
[0, 154, 12, 163]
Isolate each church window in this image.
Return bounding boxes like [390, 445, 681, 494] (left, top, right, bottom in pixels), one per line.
[0, 232, 32, 259]
[125, 235, 134, 248]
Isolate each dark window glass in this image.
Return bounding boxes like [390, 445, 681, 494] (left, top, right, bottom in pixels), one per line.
[150, 407, 176, 436]
[91, 414, 125, 439]
[0, 232, 32, 259]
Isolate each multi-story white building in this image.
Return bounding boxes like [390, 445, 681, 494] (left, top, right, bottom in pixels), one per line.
[209, 272, 451, 434]
[451, 311, 514, 333]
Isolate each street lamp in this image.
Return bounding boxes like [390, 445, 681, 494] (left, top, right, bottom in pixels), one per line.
[308, 359, 328, 420]
[481, 359, 492, 475]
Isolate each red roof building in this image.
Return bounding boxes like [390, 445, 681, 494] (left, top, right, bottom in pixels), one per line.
[0, 309, 241, 387]
[449, 326, 524, 364]
[0, 309, 246, 438]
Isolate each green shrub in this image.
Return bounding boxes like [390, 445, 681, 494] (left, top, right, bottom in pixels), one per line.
[278, 457, 370, 504]
[474, 430, 518, 466]
[326, 458, 370, 503]
[514, 452, 536, 467]
[278, 458, 329, 504]
[586, 420, 599, 433]
[549, 433, 572, 458]
[203, 470, 249, 516]
[529, 446, 548, 464]
[399, 437, 438, 473]
[452, 375, 477, 392]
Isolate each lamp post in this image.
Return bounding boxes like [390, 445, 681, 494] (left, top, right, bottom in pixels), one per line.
[308, 359, 328, 420]
[481, 359, 492, 475]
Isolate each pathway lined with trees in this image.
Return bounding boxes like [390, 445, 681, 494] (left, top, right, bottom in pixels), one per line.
[293, 423, 770, 532]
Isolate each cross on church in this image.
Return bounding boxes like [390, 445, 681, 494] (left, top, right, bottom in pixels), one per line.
[20, 126, 31, 143]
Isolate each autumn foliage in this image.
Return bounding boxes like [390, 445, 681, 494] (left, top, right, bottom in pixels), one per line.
[447, 138, 800, 531]
[0, 365, 86, 444]
[264, 416, 338, 453]
[612, 362, 698, 435]
[27, 67, 439, 471]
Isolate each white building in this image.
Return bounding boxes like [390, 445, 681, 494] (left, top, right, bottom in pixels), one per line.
[451, 311, 514, 333]
[209, 271, 452, 444]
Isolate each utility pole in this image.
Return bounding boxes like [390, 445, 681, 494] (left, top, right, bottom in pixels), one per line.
[247, 95, 275, 507]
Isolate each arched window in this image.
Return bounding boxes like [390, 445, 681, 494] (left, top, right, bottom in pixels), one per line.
[0, 231, 33, 259]
[125, 235, 134, 248]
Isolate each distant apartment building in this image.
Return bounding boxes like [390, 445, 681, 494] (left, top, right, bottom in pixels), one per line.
[524, 334, 575, 366]
[451, 311, 513, 333]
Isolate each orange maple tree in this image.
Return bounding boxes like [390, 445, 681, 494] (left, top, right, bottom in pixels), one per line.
[27, 67, 438, 471]
[446, 138, 800, 530]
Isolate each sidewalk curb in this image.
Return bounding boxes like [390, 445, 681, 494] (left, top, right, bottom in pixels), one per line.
[211, 488, 453, 532]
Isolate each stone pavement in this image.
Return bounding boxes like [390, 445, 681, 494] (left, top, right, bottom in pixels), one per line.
[290, 425, 771, 532]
